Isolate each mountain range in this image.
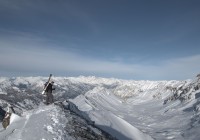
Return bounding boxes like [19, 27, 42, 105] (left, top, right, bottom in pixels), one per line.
[0, 75, 200, 140]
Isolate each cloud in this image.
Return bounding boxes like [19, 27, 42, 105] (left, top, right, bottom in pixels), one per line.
[0, 34, 136, 77]
[133, 54, 200, 80]
[0, 32, 199, 80]
[161, 55, 200, 79]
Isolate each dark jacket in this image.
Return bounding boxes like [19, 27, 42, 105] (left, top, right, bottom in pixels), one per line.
[0, 107, 6, 120]
[45, 82, 55, 93]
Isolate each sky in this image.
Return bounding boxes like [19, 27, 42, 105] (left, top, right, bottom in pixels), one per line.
[0, 0, 200, 80]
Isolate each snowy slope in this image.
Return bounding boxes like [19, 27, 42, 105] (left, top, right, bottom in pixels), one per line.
[0, 102, 114, 140]
[69, 76, 200, 140]
[0, 104, 70, 140]
[0, 75, 200, 139]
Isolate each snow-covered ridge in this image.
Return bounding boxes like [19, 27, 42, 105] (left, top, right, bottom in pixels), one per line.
[0, 76, 180, 100]
[0, 75, 198, 105]
[1, 75, 200, 139]
[68, 76, 200, 139]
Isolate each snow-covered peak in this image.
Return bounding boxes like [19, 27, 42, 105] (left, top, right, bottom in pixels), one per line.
[1, 75, 200, 140]
[0, 76, 195, 99]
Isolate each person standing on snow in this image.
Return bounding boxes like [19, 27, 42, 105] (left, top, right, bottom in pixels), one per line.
[44, 81, 55, 105]
[2, 104, 15, 129]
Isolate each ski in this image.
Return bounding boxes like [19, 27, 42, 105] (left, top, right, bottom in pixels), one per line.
[42, 74, 52, 95]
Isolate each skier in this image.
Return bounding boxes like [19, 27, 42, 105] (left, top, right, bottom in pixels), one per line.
[44, 81, 55, 105]
[2, 105, 15, 129]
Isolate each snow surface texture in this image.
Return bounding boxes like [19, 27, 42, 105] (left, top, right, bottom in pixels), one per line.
[0, 103, 113, 140]
[0, 104, 69, 140]
[0, 75, 200, 140]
